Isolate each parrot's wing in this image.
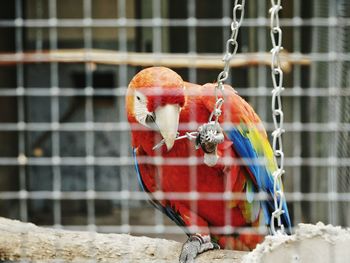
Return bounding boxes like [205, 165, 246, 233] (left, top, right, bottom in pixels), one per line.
[201, 83, 291, 232]
[225, 120, 292, 231]
[132, 147, 189, 231]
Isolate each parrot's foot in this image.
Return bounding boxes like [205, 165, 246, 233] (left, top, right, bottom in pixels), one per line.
[179, 234, 219, 263]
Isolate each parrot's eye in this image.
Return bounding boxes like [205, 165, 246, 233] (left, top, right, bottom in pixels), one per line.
[134, 91, 152, 128]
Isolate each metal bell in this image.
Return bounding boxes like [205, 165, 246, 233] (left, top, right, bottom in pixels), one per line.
[195, 122, 224, 153]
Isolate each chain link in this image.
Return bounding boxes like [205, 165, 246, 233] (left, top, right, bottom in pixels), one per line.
[269, 0, 286, 235]
[213, 0, 245, 123]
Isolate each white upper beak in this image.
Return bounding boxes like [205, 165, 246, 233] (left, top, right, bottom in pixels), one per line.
[154, 104, 180, 151]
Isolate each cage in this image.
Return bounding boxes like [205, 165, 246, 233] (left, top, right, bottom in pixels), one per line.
[0, 0, 349, 262]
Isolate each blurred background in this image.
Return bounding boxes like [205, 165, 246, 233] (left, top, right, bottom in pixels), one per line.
[0, 0, 349, 243]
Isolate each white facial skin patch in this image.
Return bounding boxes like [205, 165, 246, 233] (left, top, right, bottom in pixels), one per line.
[133, 91, 151, 127]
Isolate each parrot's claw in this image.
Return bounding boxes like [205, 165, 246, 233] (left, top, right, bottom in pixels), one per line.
[179, 235, 219, 263]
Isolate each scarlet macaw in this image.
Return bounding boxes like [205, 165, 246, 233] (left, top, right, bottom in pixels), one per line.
[126, 67, 291, 262]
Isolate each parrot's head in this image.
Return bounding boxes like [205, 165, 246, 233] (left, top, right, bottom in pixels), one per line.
[126, 67, 185, 151]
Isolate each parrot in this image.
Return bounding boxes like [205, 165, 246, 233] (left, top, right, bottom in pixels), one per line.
[125, 66, 291, 263]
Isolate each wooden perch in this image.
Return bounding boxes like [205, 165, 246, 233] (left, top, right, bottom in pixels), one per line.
[0, 49, 311, 73]
[0, 217, 247, 262]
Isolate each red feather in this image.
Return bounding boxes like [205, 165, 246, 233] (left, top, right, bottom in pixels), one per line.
[127, 67, 265, 250]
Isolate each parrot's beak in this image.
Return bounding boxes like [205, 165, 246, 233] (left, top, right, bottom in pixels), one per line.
[154, 104, 180, 151]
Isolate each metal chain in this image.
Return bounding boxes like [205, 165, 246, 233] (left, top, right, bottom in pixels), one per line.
[213, 0, 245, 123]
[152, 131, 198, 150]
[152, 0, 287, 236]
[269, 0, 286, 235]
[153, 1, 245, 151]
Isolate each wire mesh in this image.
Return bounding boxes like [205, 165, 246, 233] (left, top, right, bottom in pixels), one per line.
[0, 0, 349, 249]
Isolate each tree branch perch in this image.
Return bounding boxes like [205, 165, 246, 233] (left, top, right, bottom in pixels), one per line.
[0, 49, 311, 73]
[0, 217, 247, 262]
